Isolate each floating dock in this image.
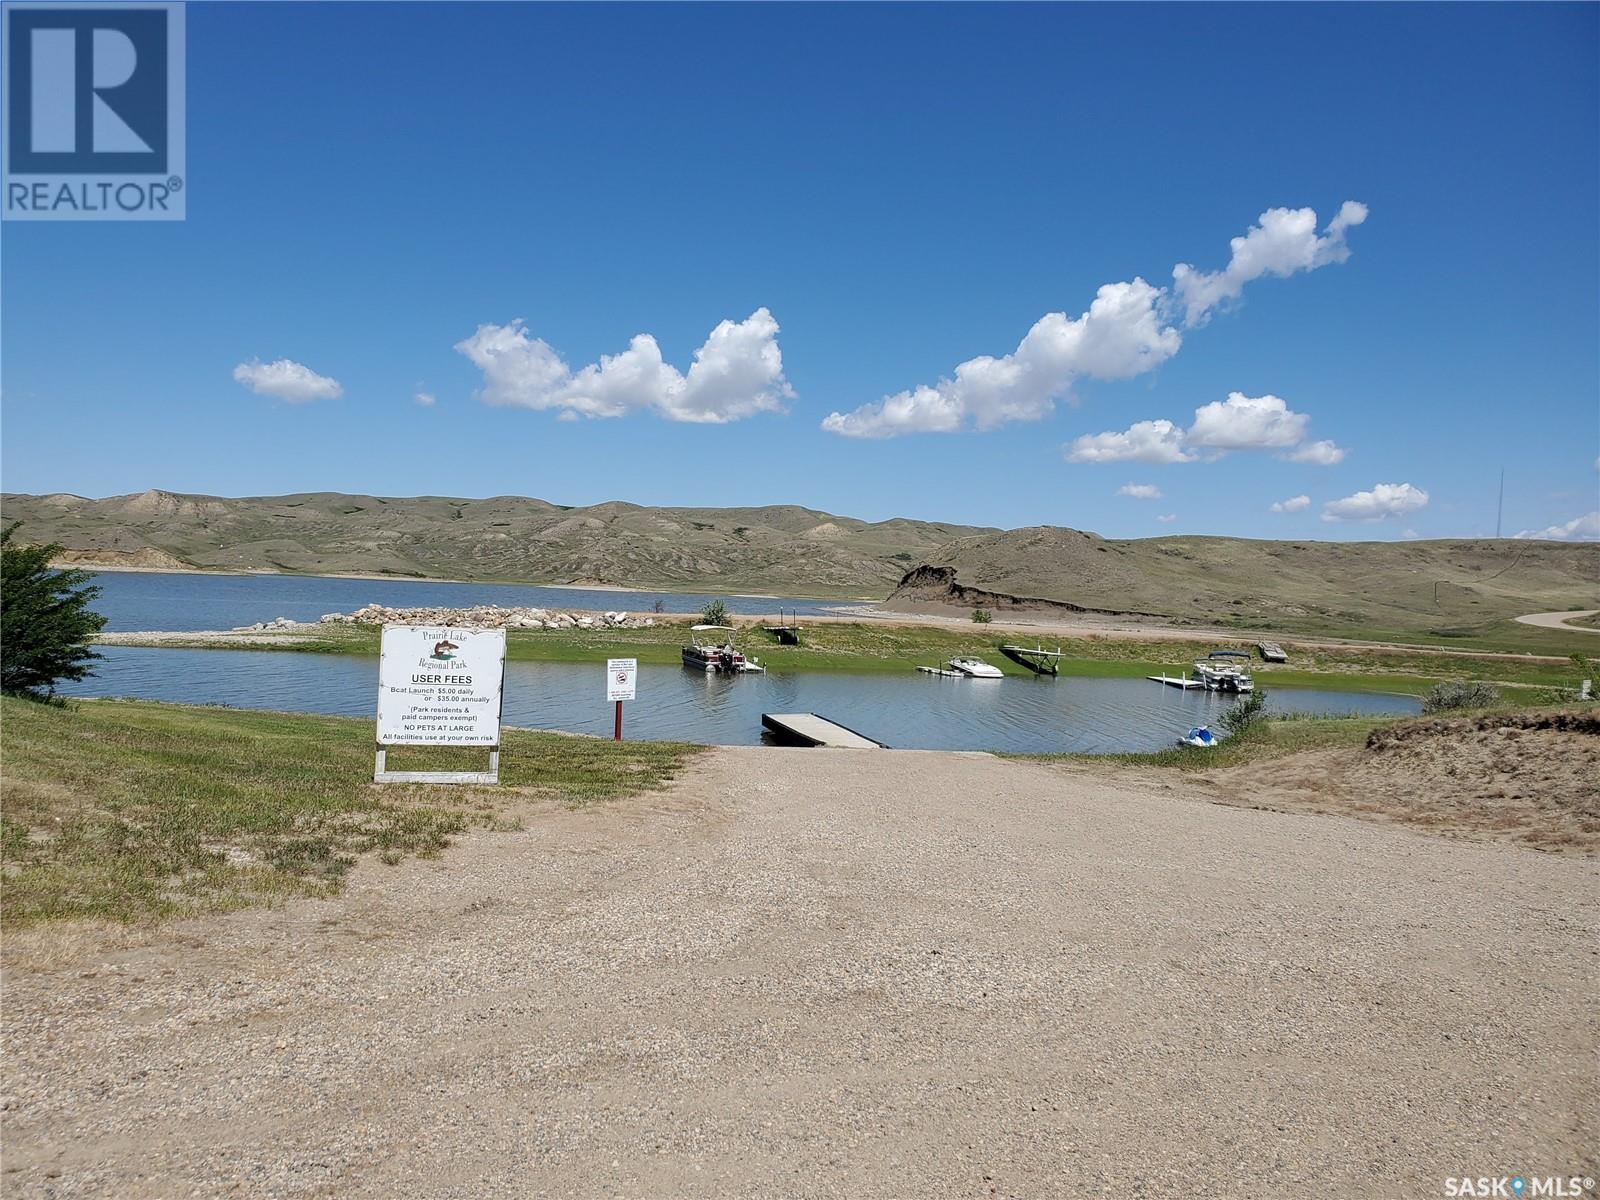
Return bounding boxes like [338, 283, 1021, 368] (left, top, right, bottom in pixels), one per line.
[761, 712, 887, 749]
[1149, 674, 1205, 690]
[1257, 641, 1288, 663]
[916, 665, 966, 678]
[1000, 644, 1065, 676]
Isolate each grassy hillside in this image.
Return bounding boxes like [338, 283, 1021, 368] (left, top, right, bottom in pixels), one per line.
[4, 490, 1594, 644]
[897, 525, 1599, 644]
[1, 489, 989, 597]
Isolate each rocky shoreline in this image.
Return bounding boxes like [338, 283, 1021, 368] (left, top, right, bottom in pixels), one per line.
[234, 603, 657, 633]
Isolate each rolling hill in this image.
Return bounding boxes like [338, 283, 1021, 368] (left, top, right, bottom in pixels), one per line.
[2, 491, 1595, 639]
[888, 525, 1599, 640]
[0, 490, 990, 597]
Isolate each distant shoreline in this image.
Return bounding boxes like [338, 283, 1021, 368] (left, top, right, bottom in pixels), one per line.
[59, 561, 882, 603]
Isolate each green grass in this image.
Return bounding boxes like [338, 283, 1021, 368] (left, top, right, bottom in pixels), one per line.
[1207, 615, 1599, 659]
[0, 695, 698, 926]
[138, 618, 1595, 697]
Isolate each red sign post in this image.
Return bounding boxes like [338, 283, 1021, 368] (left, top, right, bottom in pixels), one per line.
[606, 658, 637, 742]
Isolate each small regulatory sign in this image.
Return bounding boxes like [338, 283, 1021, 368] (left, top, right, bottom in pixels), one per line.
[607, 658, 637, 702]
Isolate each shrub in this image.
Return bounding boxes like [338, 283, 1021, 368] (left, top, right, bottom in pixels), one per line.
[0, 524, 107, 699]
[1420, 680, 1501, 714]
[1220, 688, 1269, 738]
[700, 599, 729, 625]
[971, 607, 993, 624]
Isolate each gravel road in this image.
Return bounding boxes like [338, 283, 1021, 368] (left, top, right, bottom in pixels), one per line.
[1515, 609, 1600, 634]
[4, 748, 1597, 1198]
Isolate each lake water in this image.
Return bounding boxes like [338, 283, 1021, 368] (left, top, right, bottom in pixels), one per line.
[62, 646, 1420, 755]
[84, 570, 850, 633]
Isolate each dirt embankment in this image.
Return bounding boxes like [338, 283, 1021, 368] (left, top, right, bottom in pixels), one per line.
[50, 547, 191, 571]
[1196, 710, 1600, 854]
[885, 564, 1169, 621]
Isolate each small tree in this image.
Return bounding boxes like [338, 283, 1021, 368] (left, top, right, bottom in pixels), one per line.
[1220, 688, 1268, 738]
[971, 607, 993, 624]
[1, 524, 107, 699]
[700, 599, 729, 625]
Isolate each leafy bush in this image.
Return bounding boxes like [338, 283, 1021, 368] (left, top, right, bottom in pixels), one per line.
[971, 607, 993, 624]
[1220, 688, 1269, 738]
[0, 524, 107, 699]
[1420, 680, 1501, 714]
[700, 599, 729, 625]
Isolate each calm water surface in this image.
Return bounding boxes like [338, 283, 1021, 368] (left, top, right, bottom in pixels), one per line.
[86, 570, 849, 632]
[63, 647, 1420, 755]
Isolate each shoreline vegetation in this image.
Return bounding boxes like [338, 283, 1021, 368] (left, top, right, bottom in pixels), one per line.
[93, 613, 1594, 696]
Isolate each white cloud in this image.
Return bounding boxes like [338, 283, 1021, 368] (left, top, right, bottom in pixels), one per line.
[1156, 513, 1177, 523]
[823, 280, 1178, 438]
[1270, 494, 1311, 513]
[1068, 393, 1343, 465]
[1172, 201, 1369, 327]
[414, 390, 436, 407]
[1514, 512, 1600, 541]
[1321, 482, 1429, 522]
[1281, 438, 1346, 465]
[823, 202, 1365, 438]
[454, 308, 793, 424]
[232, 358, 343, 403]
[1065, 418, 1194, 464]
[1119, 483, 1163, 500]
[1187, 392, 1308, 451]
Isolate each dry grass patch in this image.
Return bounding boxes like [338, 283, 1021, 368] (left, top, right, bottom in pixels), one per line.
[0, 696, 698, 925]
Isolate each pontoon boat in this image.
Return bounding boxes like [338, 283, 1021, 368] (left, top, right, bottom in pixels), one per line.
[682, 625, 763, 673]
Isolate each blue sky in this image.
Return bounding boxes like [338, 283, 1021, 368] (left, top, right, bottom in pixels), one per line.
[3, 1, 1597, 540]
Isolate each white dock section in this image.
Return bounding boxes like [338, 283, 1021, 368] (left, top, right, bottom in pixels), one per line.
[761, 712, 886, 749]
[1149, 674, 1205, 690]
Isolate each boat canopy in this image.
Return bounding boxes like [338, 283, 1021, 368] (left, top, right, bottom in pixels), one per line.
[1206, 650, 1251, 659]
[690, 624, 736, 632]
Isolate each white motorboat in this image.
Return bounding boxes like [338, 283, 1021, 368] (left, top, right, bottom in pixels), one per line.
[682, 625, 762, 674]
[1192, 651, 1254, 692]
[947, 656, 1004, 679]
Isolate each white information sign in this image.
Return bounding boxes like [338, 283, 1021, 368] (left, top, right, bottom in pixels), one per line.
[377, 626, 506, 747]
[607, 658, 637, 702]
